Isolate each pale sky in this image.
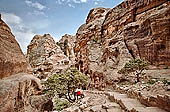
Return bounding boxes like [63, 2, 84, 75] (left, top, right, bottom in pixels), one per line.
[0, 0, 122, 52]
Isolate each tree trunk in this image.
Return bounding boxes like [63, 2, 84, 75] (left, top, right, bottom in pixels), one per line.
[136, 73, 140, 82]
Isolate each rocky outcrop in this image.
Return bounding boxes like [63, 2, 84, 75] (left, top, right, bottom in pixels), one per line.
[27, 34, 70, 79]
[0, 73, 43, 112]
[57, 34, 76, 65]
[0, 14, 27, 79]
[74, 0, 170, 88]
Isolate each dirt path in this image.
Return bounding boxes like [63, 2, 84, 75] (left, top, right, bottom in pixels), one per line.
[61, 90, 167, 112]
[62, 90, 123, 112]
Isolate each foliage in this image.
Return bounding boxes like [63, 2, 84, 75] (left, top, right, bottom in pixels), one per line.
[163, 79, 170, 85]
[147, 79, 156, 84]
[43, 67, 88, 101]
[118, 58, 149, 83]
[55, 98, 70, 111]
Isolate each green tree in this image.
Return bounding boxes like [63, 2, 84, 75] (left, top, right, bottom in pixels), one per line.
[118, 58, 149, 83]
[43, 67, 88, 102]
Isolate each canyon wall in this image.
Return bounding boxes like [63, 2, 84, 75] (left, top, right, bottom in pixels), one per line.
[0, 14, 27, 79]
[0, 15, 46, 112]
[74, 0, 170, 88]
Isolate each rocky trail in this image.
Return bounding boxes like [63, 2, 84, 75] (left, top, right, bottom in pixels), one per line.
[62, 90, 167, 112]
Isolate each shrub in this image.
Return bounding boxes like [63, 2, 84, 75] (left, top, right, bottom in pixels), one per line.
[163, 79, 170, 85]
[118, 58, 149, 83]
[42, 67, 88, 102]
[147, 79, 156, 84]
[55, 98, 70, 111]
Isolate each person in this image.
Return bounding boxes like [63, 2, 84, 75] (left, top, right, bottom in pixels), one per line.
[75, 88, 81, 100]
[75, 88, 83, 100]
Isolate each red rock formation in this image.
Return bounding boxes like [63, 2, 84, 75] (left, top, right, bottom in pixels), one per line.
[0, 15, 51, 112]
[27, 34, 70, 79]
[103, 0, 170, 66]
[0, 14, 27, 79]
[74, 0, 170, 88]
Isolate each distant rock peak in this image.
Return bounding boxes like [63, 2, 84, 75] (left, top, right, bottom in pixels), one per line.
[27, 34, 71, 79]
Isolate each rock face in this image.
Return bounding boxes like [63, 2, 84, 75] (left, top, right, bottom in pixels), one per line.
[27, 34, 70, 79]
[0, 14, 27, 79]
[0, 73, 43, 112]
[57, 34, 76, 65]
[74, 0, 170, 88]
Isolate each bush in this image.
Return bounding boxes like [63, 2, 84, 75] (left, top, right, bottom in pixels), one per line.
[42, 67, 88, 102]
[147, 79, 156, 84]
[157, 5, 164, 10]
[163, 79, 170, 85]
[118, 58, 149, 83]
[55, 98, 70, 111]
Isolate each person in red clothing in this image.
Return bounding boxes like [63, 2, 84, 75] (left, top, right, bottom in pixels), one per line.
[75, 88, 82, 100]
[77, 90, 81, 96]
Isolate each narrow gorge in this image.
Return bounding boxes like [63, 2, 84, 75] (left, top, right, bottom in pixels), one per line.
[0, 0, 170, 112]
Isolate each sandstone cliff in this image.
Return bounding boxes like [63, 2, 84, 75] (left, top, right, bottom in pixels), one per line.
[0, 14, 27, 79]
[74, 0, 170, 88]
[0, 16, 48, 112]
[27, 34, 70, 79]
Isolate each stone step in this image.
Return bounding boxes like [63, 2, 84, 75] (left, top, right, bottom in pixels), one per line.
[107, 92, 128, 102]
[135, 107, 167, 112]
[118, 98, 145, 110]
[107, 92, 167, 112]
[107, 108, 122, 112]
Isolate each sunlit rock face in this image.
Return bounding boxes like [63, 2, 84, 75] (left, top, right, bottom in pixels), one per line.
[57, 34, 76, 65]
[0, 15, 27, 79]
[27, 34, 70, 79]
[0, 15, 51, 112]
[74, 0, 170, 88]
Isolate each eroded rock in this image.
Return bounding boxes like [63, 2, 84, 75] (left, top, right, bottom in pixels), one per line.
[0, 15, 27, 79]
[27, 34, 70, 79]
[0, 73, 43, 112]
[74, 0, 170, 88]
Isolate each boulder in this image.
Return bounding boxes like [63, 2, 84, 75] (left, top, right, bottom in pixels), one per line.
[0, 73, 43, 112]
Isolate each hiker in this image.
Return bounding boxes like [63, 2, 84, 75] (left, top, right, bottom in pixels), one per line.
[75, 88, 84, 100]
[75, 88, 81, 100]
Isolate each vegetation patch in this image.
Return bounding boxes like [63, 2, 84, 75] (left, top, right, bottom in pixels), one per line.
[147, 79, 156, 84]
[118, 58, 149, 83]
[163, 65, 169, 69]
[42, 67, 88, 110]
[55, 98, 70, 111]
